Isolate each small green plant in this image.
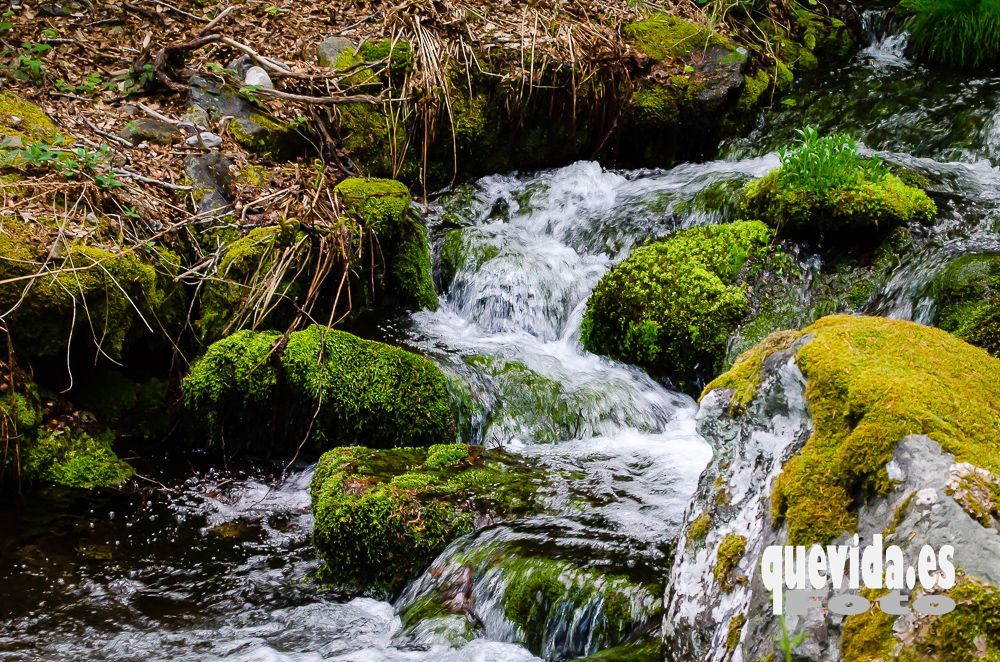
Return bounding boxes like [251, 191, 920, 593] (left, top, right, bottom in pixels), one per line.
[121, 63, 155, 95]
[775, 612, 809, 661]
[901, 0, 1000, 68]
[239, 83, 263, 103]
[1, 136, 121, 188]
[776, 126, 889, 195]
[14, 40, 52, 80]
[0, 10, 14, 32]
[264, 5, 281, 15]
[55, 72, 104, 96]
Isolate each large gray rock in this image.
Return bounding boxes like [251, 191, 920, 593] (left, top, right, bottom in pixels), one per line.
[663, 338, 1000, 661]
[184, 152, 235, 218]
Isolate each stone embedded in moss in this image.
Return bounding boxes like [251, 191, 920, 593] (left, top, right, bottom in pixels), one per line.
[713, 533, 746, 592]
[932, 253, 1000, 357]
[183, 325, 458, 454]
[581, 221, 781, 394]
[740, 131, 937, 245]
[309, 444, 546, 596]
[23, 428, 133, 489]
[0, 90, 65, 142]
[707, 315, 1000, 545]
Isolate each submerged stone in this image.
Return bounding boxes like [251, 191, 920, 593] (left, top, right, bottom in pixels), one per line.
[309, 444, 547, 596]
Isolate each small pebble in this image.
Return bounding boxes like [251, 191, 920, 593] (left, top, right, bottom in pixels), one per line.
[185, 131, 222, 148]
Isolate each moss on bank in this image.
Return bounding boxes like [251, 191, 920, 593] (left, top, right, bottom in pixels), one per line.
[706, 315, 1000, 545]
[932, 253, 1000, 356]
[0, 90, 66, 141]
[182, 325, 457, 454]
[23, 428, 133, 489]
[580, 221, 780, 394]
[309, 444, 546, 596]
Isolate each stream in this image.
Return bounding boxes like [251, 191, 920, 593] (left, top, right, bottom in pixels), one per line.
[3, 13, 1000, 661]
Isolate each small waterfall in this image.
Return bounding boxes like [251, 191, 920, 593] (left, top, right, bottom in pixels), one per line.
[859, 8, 910, 65]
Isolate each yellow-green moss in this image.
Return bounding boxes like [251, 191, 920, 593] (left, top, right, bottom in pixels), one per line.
[713, 533, 747, 592]
[702, 329, 802, 411]
[624, 14, 727, 60]
[711, 315, 1000, 546]
[183, 325, 457, 454]
[726, 613, 746, 654]
[0, 90, 65, 141]
[737, 69, 771, 113]
[687, 512, 713, 545]
[334, 177, 411, 235]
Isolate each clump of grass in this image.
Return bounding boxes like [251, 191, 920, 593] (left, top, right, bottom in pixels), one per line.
[775, 126, 889, 195]
[901, 0, 1000, 68]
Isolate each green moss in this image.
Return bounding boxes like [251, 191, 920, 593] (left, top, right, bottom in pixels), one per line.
[710, 315, 1000, 545]
[740, 131, 936, 245]
[629, 75, 706, 130]
[334, 177, 411, 235]
[738, 69, 770, 113]
[840, 589, 895, 661]
[687, 512, 713, 545]
[0, 232, 169, 359]
[0, 90, 65, 141]
[897, 579, 1000, 660]
[581, 221, 780, 394]
[424, 443, 470, 469]
[309, 444, 545, 595]
[184, 325, 457, 453]
[572, 640, 661, 661]
[726, 613, 746, 654]
[713, 534, 747, 592]
[703, 329, 802, 411]
[0, 390, 40, 434]
[932, 253, 1000, 356]
[390, 222, 438, 310]
[624, 14, 725, 60]
[228, 112, 307, 160]
[358, 39, 414, 82]
[23, 428, 133, 488]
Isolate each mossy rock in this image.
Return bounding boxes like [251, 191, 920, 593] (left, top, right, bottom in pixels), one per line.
[705, 315, 1000, 545]
[0, 90, 66, 142]
[624, 14, 728, 61]
[0, 223, 177, 360]
[309, 443, 547, 596]
[740, 162, 936, 246]
[841, 578, 1000, 661]
[580, 221, 781, 394]
[572, 640, 661, 661]
[228, 112, 311, 160]
[22, 428, 133, 489]
[335, 177, 437, 310]
[931, 253, 1000, 356]
[182, 325, 457, 455]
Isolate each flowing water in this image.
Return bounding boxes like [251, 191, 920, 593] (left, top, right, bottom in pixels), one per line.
[4, 13, 1000, 661]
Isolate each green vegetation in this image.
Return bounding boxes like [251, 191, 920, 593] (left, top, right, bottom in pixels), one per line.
[713, 533, 747, 592]
[0, 90, 65, 141]
[572, 640, 661, 661]
[182, 325, 457, 454]
[23, 428, 133, 489]
[707, 315, 1000, 545]
[740, 127, 936, 244]
[581, 221, 780, 394]
[901, 0, 1000, 68]
[932, 253, 1000, 356]
[687, 512, 713, 545]
[841, 579, 1000, 660]
[309, 444, 546, 595]
[624, 14, 726, 60]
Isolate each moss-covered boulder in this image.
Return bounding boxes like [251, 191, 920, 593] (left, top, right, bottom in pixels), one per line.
[182, 325, 457, 455]
[335, 177, 437, 310]
[309, 443, 547, 596]
[580, 221, 781, 393]
[1, 381, 133, 490]
[740, 128, 936, 245]
[931, 253, 1000, 356]
[664, 315, 1000, 660]
[0, 217, 178, 360]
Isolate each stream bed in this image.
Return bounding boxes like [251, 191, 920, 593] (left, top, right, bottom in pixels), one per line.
[3, 15, 1000, 661]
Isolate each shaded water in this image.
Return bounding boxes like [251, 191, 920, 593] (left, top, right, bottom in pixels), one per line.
[4, 14, 1000, 660]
